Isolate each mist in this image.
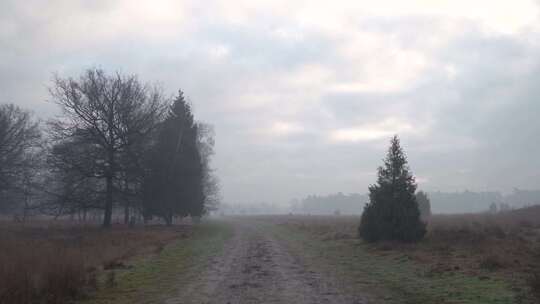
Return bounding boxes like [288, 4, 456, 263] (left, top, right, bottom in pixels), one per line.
[2, 1, 540, 211]
[3, 1, 540, 303]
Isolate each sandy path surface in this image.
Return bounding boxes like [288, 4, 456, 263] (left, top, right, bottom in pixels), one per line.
[166, 219, 367, 304]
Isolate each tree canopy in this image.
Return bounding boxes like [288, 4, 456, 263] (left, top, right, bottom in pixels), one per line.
[1, 68, 221, 227]
[0, 104, 41, 213]
[142, 91, 211, 224]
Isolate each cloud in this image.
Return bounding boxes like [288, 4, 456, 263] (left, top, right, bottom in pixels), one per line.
[328, 118, 416, 143]
[1, 0, 540, 204]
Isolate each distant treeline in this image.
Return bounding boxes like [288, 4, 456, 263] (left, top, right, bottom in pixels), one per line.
[218, 202, 288, 215]
[290, 188, 540, 215]
[290, 193, 367, 215]
[429, 189, 540, 213]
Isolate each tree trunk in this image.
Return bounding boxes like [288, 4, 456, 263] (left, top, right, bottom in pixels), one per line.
[124, 202, 130, 225]
[165, 212, 173, 226]
[103, 173, 113, 228]
[103, 101, 115, 228]
[22, 192, 29, 223]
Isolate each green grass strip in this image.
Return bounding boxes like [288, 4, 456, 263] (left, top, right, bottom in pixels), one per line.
[273, 225, 516, 304]
[81, 221, 233, 304]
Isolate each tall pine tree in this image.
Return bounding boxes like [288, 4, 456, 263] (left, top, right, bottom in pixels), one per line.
[142, 91, 205, 224]
[359, 135, 426, 242]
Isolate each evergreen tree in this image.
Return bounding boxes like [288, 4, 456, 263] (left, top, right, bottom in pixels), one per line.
[359, 135, 426, 242]
[142, 91, 206, 224]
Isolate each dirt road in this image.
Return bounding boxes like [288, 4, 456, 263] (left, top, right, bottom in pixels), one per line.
[165, 218, 367, 304]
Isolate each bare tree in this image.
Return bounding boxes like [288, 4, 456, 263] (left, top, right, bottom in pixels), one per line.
[42, 135, 105, 218]
[0, 104, 41, 214]
[48, 69, 165, 227]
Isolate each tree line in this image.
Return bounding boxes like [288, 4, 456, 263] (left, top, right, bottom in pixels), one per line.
[289, 192, 430, 217]
[0, 69, 218, 227]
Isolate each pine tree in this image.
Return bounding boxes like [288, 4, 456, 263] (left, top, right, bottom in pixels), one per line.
[142, 91, 205, 224]
[358, 135, 426, 242]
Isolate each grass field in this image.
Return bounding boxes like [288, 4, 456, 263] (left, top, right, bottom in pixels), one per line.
[266, 207, 540, 303]
[0, 220, 203, 304]
[81, 221, 233, 304]
[2, 208, 540, 304]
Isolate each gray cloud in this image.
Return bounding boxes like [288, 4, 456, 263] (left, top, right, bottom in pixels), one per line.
[1, 1, 540, 204]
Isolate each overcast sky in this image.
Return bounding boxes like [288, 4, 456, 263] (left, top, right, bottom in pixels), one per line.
[1, 1, 540, 205]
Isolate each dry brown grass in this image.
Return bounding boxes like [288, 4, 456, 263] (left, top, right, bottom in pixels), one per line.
[272, 206, 540, 300]
[0, 220, 191, 304]
[425, 209, 540, 277]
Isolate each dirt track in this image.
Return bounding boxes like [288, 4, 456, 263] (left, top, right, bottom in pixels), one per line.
[166, 218, 367, 304]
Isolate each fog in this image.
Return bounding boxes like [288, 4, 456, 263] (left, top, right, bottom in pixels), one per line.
[217, 189, 540, 215]
[2, 0, 540, 212]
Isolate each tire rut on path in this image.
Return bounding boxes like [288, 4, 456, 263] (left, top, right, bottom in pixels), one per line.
[166, 219, 368, 304]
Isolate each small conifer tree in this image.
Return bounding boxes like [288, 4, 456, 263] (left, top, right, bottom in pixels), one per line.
[359, 135, 426, 242]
